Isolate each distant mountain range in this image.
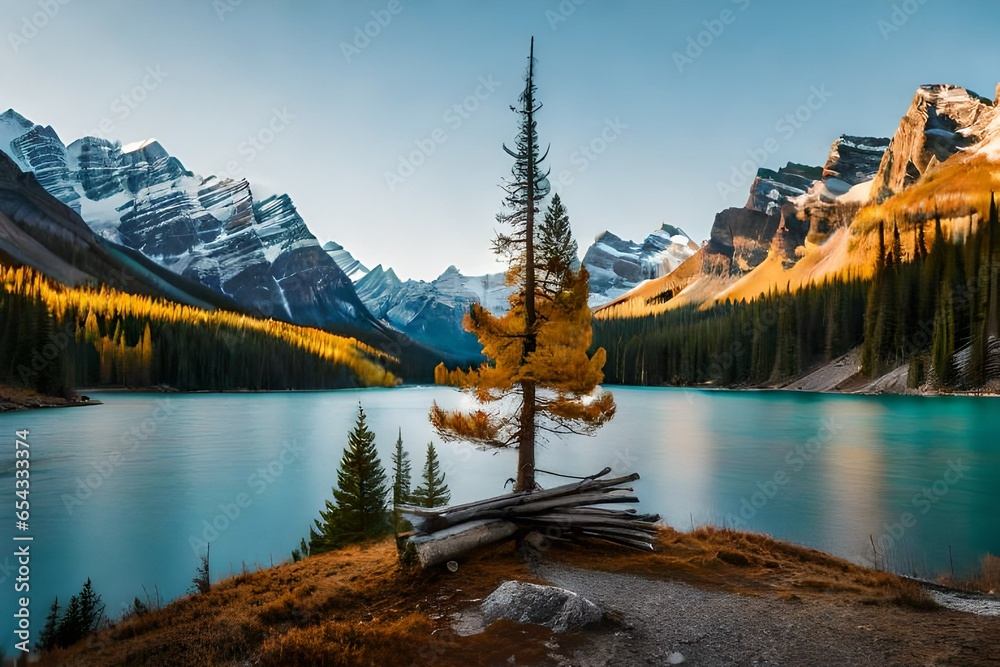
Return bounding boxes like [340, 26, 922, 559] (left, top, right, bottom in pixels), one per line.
[0, 110, 387, 340]
[5, 81, 999, 372]
[0, 106, 698, 363]
[597, 82, 1000, 318]
[321, 224, 699, 356]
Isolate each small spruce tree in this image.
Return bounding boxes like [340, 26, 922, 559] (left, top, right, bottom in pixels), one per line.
[538, 193, 579, 293]
[291, 536, 310, 562]
[56, 594, 82, 649]
[390, 428, 412, 532]
[309, 403, 389, 552]
[411, 442, 451, 508]
[191, 546, 211, 594]
[77, 578, 106, 634]
[37, 598, 60, 652]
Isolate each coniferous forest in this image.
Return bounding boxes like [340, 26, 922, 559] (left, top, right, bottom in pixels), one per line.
[594, 196, 1000, 391]
[0, 262, 396, 396]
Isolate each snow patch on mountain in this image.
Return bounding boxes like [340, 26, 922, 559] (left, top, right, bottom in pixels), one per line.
[969, 86, 1000, 161]
[121, 138, 159, 154]
[0, 110, 34, 172]
[323, 241, 370, 281]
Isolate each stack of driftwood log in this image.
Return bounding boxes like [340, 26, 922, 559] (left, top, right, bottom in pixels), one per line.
[398, 468, 660, 567]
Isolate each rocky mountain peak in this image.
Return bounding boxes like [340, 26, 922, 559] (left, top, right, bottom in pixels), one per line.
[322, 240, 370, 281]
[871, 84, 994, 200]
[746, 162, 821, 214]
[0, 109, 34, 137]
[822, 136, 891, 194]
[593, 229, 624, 246]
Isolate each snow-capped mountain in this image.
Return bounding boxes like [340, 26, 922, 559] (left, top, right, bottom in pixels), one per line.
[582, 224, 699, 306]
[0, 147, 246, 312]
[323, 241, 369, 282]
[352, 265, 512, 361]
[0, 109, 382, 335]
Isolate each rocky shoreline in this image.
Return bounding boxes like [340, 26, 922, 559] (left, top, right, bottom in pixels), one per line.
[770, 347, 1000, 398]
[0, 384, 102, 412]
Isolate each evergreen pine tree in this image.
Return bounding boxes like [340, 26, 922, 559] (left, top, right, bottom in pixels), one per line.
[390, 428, 412, 532]
[191, 547, 211, 594]
[891, 221, 903, 265]
[877, 220, 887, 269]
[56, 594, 82, 648]
[37, 598, 60, 652]
[291, 536, 310, 562]
[77, 578, 105, 634]
[411, 442, 451, 508]
[538, 193, 579, 293]
[988, 192, 1000, 341]
[309, 403, 389, 552]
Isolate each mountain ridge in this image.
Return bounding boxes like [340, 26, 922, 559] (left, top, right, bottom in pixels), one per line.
[0, 109, 386, 339]
[595, 81, 1000, 320]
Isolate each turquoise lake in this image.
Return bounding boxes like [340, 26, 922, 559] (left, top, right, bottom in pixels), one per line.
[1, 386, 998, 652]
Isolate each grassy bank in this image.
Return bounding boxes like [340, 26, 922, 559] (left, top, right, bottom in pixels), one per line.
[27, 526, 1000, 666]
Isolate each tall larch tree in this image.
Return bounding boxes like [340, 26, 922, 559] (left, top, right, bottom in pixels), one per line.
[430, 37, 615, 492]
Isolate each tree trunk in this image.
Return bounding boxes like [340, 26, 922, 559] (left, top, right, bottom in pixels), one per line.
[516, 381, 536, 491]
[517, 36, 538, 493]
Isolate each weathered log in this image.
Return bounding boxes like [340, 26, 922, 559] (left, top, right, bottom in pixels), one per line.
[502, 491, 640, 515]
[399, 472, 641, 532]
[578, 531, 656, 551]
[401, 468, 661, 567]
[518, 514, 661, 533]
[556, 508, 661, 522]
[408, 519, 519, 568]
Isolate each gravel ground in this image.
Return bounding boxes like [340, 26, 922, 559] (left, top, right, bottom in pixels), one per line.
[531, 563, 1000, 667]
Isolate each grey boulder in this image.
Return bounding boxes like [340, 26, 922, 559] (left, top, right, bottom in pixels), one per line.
[481, 580, 603, 632]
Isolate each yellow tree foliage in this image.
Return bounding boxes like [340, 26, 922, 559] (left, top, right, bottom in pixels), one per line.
[0, 262, 397, 387]
[430, 266, 615, 455]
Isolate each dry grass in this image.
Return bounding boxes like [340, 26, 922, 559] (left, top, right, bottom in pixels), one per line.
[980, 553, 1000, 593]
[37, 538, 562, 667]
[941, 552, 1000, 595]
[39, 527, 949, 666]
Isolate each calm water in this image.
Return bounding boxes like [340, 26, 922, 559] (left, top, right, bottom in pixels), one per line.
[1, 386, 998, 651]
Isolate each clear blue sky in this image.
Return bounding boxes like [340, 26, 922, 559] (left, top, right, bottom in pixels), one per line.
[1, 0, 997, 280]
